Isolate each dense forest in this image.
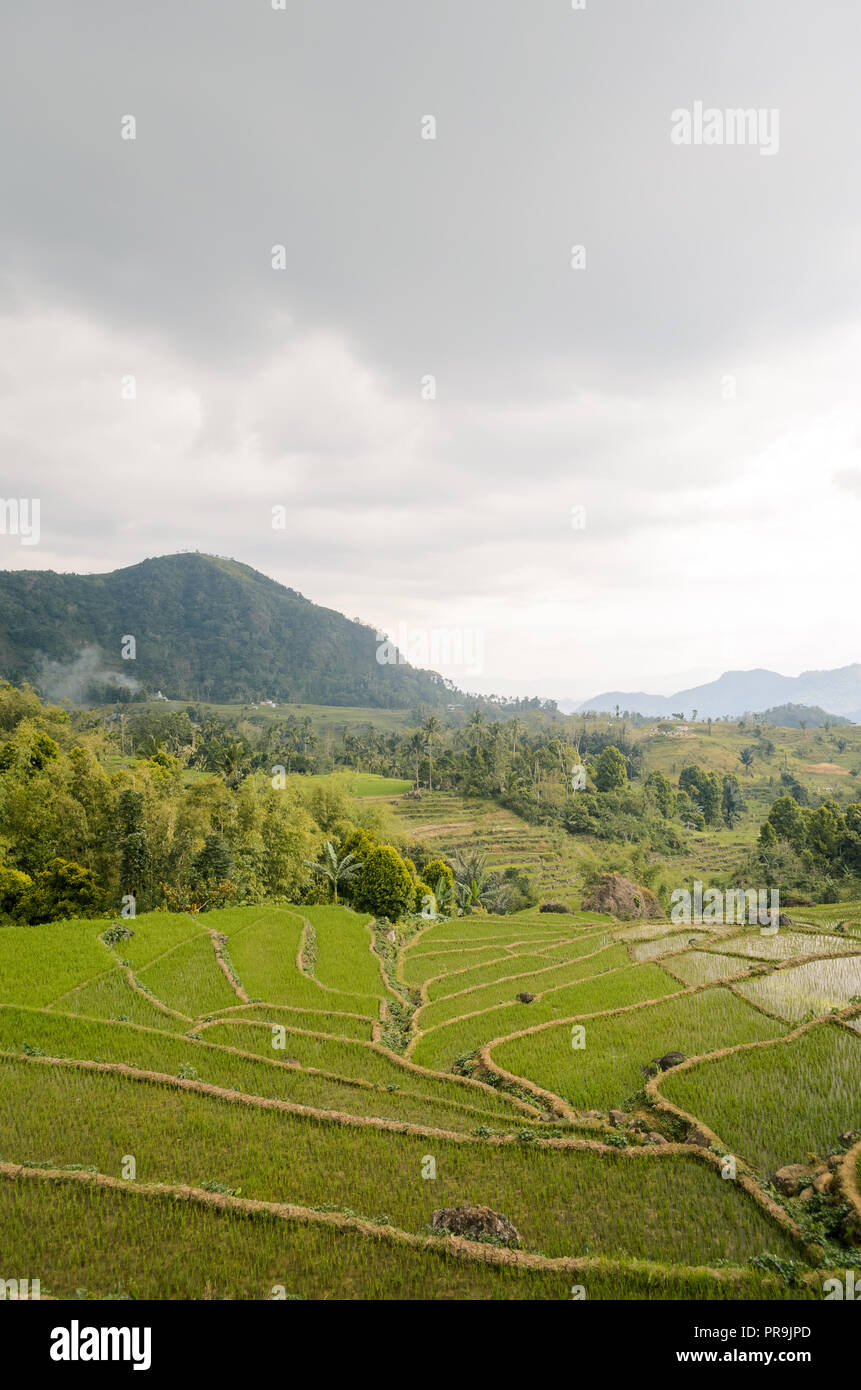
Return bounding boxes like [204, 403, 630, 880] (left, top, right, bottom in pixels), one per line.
[0, 552, 460, 708]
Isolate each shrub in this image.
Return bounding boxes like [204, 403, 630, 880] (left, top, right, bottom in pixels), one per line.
[0, 864, 33, 918]
[422, 859, 454, 891]
[539, 901, 571, 914]
[17, 858, 102, 923]
[354, 845, 415, 921]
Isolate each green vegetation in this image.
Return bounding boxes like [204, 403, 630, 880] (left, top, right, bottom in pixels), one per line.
[662, 1024, 861, 1172]
[491, 988, 787, 1113]
[1, 674, 860, 1299]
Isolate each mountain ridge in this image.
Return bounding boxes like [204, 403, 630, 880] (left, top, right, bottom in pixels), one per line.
[0, 552, 455, 708]
[574, 664, 861, 722]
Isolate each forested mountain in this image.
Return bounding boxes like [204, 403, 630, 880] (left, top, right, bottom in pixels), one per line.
[0, 553, 455, 707]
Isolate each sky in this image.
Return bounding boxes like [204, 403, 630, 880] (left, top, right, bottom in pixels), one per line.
[2, 0, 861, 703]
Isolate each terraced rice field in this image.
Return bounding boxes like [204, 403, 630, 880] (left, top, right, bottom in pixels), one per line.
[1, 901, 859, 1299]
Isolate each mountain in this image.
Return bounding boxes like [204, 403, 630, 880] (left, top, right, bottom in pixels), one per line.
[0, 553, 456, 708]
[576, 666, 861, 723]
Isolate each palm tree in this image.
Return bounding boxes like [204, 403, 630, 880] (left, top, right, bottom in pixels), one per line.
[451, 848, 490, 911]
[405, 730, 425, 790]
[467, 709, 486, 749]
[304, 841, 362, 905]
[423, 715, 441, 792]
[739, 746, 755, 777]
[509, 716, 522, 761]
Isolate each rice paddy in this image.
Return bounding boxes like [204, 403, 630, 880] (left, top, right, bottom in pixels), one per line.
[2, 899, 859, 1298]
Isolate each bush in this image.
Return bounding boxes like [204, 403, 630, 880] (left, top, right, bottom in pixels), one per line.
[414, 879, 434, 913]
[354, 845, 415, 921]
[18, 858, 102, 923]
[539, 901, 571, 914]
[422, 858, 454, 891]
[0, 864, 33, 918]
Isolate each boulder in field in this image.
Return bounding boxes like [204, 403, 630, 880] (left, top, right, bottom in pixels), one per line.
[516, 991, 535, 1004]
[773, 1164, 818, 1195]
[655, 1051, 686, 1071]
[431, 1203, 519, 1247]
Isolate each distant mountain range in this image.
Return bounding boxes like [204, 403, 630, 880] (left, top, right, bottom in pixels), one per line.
[574, 667, 861, 724]
[0, 553, 456, 708]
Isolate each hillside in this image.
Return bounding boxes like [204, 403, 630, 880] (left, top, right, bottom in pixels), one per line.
[0, 553, 454, 708]
[577, 665, 861, 722]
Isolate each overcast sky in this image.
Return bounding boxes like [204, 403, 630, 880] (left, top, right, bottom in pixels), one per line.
[2, 0, 861, 701]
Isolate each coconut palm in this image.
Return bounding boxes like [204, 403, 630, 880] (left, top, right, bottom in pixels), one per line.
[304, 841, 362, 905]
[423, 715, 441, 792]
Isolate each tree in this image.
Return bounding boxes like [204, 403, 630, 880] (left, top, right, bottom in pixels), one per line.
[423, 716, 441, 793]
[118, 788, 152, 910]
[193, 833, 234, 885]
[697, 771, 723, 826]
[404, 731, 425, 790]
[721, 775, 744, 828]
[595, 745, 627, 792]
[422, 858, 454, 892]
[645, 771, 675, 818]
[767, 795, 804, 844]
[0, 863, 32, 917]
[739, 746, 756, 776]
[353, 845, 415, 920]
[19, 857, 102, 923]
[451, 848, 490, 911]
[304, 840, 362, 905]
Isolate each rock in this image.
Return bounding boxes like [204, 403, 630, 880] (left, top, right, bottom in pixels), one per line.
[608, 1109, 627, 1128]
[777, 912, 793, 926]
[687, 1125, 711, 1148]
[580, 872, 665, 921]
[798, 1186, 815, 1202]
[583, 1110, 602, 1119]
[656, 1051, 686, 1071]
[773, 1164, 817, 1196]
[641, 1061, 660, 1079]
[648, 1132, 669, 1145]
[839, 1130, 861, 1147]
[431, 1203, 519, 1246]
[516, 991, 535, 1004]
[813, 1170, 834, 1195]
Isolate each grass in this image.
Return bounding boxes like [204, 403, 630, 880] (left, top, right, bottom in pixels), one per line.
[0, 1008, 519, 1133]
[216, 1005, 374, 1041]
[0, 1174, 816, 1301]
[136, 934, 238, 1017]
[302, 906, 385, 997]
[491, 987, 787, 1113]
[0, 1058, 800, 1266]
[0, 919, 112, 1008]
[661, 1022, 861, 1173]
[47, 968, 191, 1033]
[417, 944, 630, 1031]
[735, 956, 861, 1023]
[411, 958, 678, 1073]
[223, 908, 382, 1012]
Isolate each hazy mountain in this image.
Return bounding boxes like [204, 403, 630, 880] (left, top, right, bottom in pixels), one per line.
[575, 666, 861, 723]
[0, 553, 455, 708]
